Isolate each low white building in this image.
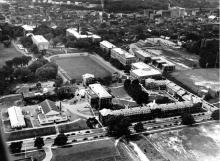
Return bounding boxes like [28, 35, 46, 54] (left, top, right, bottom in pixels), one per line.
[82, 73, 95, 86]
[66, 28, 88, 40]
[151, 56, 175, 72]
[32, 35, 49, 51]
[130, 63, 161, 80]
[111, 47, 136, 66]
[22, 25, 35, 36]
[133, 49, 151, 63]
[8, 106, 26, 128]
[100, 40, 116, 54]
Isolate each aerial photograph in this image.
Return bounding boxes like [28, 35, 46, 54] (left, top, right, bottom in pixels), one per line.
[0, 0, 219, 161]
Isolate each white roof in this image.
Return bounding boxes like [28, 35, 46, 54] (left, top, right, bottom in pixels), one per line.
[82, 73, 95, 79]
[132, 62, 151, 70]
[22, 25, 35, 31]
[134, 49, 151, 58]
[89, 84, 112, 99]
[92, 34, 101, 39]
[8, 106, 26, 128]
[112, 48, 135, 59]
[100, 40, 116, 49]
[66, 28, 88, 39]
[131, 68, 161, 77]
[32, 35, 49, 43]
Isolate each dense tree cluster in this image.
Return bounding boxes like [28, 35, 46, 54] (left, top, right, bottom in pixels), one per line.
[86, 117, 99, 129]
[54, 133, 68, 146]
[0, 57, 58, 95]
[134, 122, 144, 133]
[106, 115, 131, 138]
[211, 110, 219, 120]
[34, 137, 45, 149]
[181, 113, 195, 125]
[9, 141, 23, 153]
[124, 79, 149, 104]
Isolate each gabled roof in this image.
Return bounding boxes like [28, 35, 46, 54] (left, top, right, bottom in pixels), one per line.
[39, 99, 60, 114]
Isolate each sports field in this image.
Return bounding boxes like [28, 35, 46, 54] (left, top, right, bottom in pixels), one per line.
[0, 44, 22, 67]
[147, 123, 220, 161]
[51, 139, 120, 161]
[52, 55, 112, 80]
[171, 69, 220, 94]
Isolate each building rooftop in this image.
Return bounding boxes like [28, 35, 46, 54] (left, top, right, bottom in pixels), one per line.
[134, 49, 151, 58]
[89, 83, 112, 99]
[82, 73, 95, 79]
[22, 25, 35, 31]
[131, 68, 161, 77]
[132, 62, 151, 70]
[32, 35, 49, 43]
[100, 40, 116, 49]
[8, 106, 26, 128]
[112, 48, 135, 59]
[39, 99, 60, 114]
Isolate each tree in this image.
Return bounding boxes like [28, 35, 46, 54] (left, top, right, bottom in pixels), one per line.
[54, 75, 63, 87]
[181, 113, 195, 125]
[34, 137, 44, 149]
[9, 141, 23, 153]
[134, 122, 144, 133]
[124, 79, 131, 89]
[29, 59, 48, 73]
[54, 133, 68, 146]
[86, 117, 99, 129]
[211, 110, 219, 120]
[20, 36, 33, 48]
[35, 63, 58, 81]
[13, 67, 33, 82]
[30, 44, 39, 55]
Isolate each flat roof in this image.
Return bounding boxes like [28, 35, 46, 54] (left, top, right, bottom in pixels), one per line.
[132, 62, 151, 70]
[100, 40, 116, 49]
[8, 106, 26, 128]
[112, 48, 135, 59]
[22, 25, 35, 31]
[131, 68, 161, 77]
[134, 49, 151, 58]
[89, 83, 112, 99]
[67, 28, 88, 39]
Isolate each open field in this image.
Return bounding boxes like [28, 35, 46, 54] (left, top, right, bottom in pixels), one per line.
[130, 135, 167, 161]
[171, 69, 220, 95]
[0, 44, 22, 67]
[52, 55, 112, 80]
[51, 138, 120, 161]
[10, 149, 46, 161]
[57, 119, 89, 133]
[147, 123, 220, 161]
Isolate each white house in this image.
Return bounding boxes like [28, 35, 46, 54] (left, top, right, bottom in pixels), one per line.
[100, 40, 116, 54]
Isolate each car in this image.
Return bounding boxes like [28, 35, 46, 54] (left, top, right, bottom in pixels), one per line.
[83, 138, 88, 141]
[93, 136, 98, 139]
[71, 133, 76, 135]
[85, 131, 90, 134]
[72, 139, 77, 142]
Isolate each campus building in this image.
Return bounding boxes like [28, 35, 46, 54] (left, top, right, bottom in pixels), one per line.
[111, 48, 136, 66]
[38, 99, 68, 125]
[133, 49, 151, 63]
[150, 56, 175, 72]
[22, 25, 35, 36]
[130, 62, 162, 80]
[66, 28, 88, 40]
[8, 106, 26, 128]
[99, 100, 202, 125]
[82, 73, 95, 86]
[31, 35, 49, 51]
[87, 84, 112, 109]
[100, 40, 116, 55]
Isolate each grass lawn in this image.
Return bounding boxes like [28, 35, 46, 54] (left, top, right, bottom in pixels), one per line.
[5, 126, 56, 141]
[57, 119, 89, 133]
[52, 55, 112, 80]
[10, 149, 46, 161]
[171, 69, 220, 95]
[0, 44, 22, 67]
[51, 139, 120, 161]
